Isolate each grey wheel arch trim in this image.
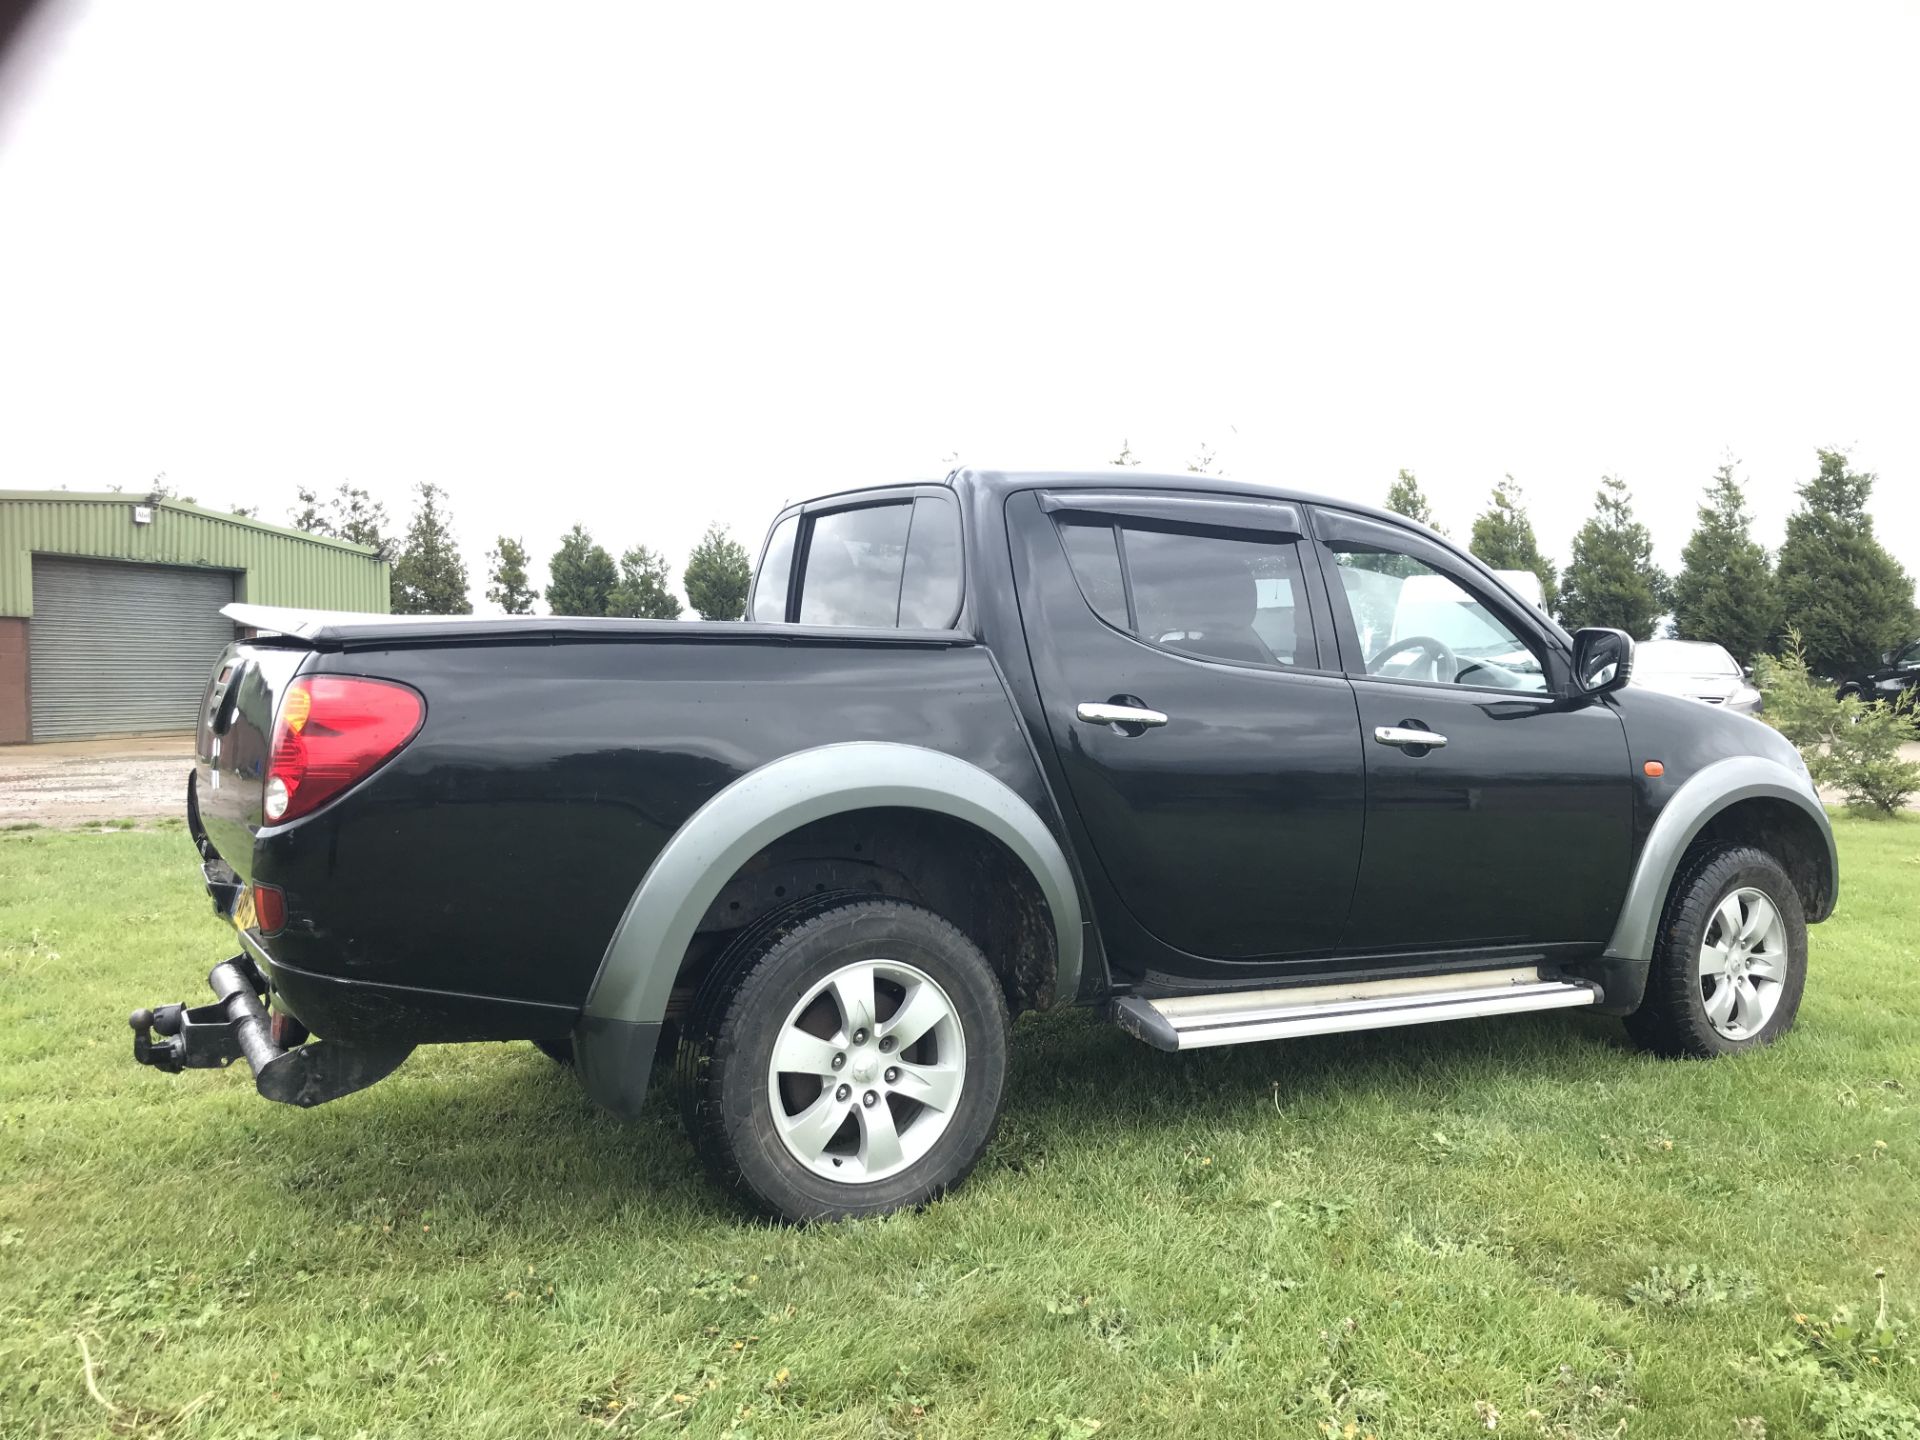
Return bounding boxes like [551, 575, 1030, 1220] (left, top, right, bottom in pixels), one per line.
[582, 741, 1084, 1029]
[1603, 754, 1836, 964]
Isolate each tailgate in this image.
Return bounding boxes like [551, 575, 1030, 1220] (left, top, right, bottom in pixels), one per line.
[192, 640, 310, 883]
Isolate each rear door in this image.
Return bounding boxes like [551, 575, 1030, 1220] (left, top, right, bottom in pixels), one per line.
[1309, 507, 1633, 955]
[1009, 489, 1364, 963]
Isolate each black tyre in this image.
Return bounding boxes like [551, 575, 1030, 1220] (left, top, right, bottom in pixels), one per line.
[1623, 843, 1807, 1059]
[678, 896, 1009, 1222]
[532, 1037, 574, 1065]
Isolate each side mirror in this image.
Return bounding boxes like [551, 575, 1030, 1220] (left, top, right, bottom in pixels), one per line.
[1741, 663, 1754, 679]
[1572, 627, 1634, 696]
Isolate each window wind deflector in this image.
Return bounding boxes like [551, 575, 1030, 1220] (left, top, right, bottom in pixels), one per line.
[1038, 491, 1303, 538]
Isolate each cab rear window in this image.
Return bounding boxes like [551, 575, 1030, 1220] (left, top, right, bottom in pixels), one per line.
[756, 495, 963, 629]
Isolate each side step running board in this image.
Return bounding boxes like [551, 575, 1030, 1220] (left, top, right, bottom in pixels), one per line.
[1112, 965, 1602, 1051]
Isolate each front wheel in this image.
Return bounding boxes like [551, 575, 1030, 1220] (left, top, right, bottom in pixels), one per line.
[678, 897, 1009, 1221]
[1623, 844, 1808, 1058]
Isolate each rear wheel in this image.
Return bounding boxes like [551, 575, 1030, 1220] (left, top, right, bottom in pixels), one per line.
[678, 896, 1009, 1221]
[1623, 843, 1807, 1058]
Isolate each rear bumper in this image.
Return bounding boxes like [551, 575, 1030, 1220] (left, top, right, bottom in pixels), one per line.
[128, 954, 413, 1107]
[258, 939, 579, 1045]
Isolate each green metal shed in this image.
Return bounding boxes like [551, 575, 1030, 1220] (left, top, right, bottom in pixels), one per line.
[0, 491, 390, 743]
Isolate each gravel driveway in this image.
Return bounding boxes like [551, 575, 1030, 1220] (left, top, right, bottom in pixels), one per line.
[0, 736, 193, 825]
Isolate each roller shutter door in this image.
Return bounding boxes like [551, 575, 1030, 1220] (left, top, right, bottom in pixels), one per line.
[28, 556, 236, 740]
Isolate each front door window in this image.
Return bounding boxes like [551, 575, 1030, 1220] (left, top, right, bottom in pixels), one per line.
[1328, 548, 1548, 692]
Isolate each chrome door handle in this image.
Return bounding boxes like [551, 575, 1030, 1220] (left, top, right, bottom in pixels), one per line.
[1077, 702, 1169, 729]
[1373, 725, 1448, 749]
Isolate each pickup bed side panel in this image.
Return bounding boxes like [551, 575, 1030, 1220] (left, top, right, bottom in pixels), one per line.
[246, 636, 1055, 1040]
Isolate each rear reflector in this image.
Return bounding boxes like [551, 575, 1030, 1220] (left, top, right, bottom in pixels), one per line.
[265, 676, 425, 824]
[252, 882, 286, 934]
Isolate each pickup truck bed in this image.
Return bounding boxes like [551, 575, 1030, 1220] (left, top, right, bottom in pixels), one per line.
[190, 605, 1050, 1043]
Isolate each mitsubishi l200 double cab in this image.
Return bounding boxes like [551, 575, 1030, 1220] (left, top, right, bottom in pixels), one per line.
[130, 470, 1836, 1220]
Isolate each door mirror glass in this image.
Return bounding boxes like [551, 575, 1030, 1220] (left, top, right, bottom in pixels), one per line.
[1572, 627, 1634, 694]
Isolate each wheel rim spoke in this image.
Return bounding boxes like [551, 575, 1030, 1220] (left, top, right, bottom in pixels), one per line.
[771, 1026, 842, 1078]
[1712, 893, 1745, 947]
[829, 963, 878, 1039]
[890, 1060, 963, 1112]
[1745, 947, 1786, 982]
[1738, 894, 1778, 947]
[1703, 978, 1737, 1026]
[1733, 978, 1764, 1033]
[882, 980, 949, 1053]
[1698, 939, 1732, 979]
[858, 1100, 904, 1174]
[779, 1090, 850, 1160]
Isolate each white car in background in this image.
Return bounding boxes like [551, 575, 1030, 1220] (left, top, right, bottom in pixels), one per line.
[1632, 639, 1763, 716]
[1492, 569, 1546, 612]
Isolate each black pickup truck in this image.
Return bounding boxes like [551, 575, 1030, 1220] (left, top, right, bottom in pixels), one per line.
[132, 470, 1838, 1220]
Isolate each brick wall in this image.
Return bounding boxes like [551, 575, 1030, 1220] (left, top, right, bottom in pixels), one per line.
[0, 617, 27, 743]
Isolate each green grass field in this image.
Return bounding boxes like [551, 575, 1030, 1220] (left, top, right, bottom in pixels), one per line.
[3, 819, 1917, 1439]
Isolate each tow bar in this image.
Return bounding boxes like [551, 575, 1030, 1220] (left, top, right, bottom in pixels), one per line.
[130, 955, 412, 1107]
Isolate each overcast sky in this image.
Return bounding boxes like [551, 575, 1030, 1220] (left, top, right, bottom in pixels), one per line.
[2, 1, 1914, 612]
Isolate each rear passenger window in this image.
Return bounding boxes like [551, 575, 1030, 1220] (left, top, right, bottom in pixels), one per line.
[1058, 522, 1128, 629]
[1057, 518, 1315, 668]
[793, 495, 965, 628]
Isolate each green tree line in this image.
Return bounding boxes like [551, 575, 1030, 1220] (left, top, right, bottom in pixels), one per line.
[290, 484, 753, 622]
[289, 448, 1914, 669]
[1385, 451, 1914, 676]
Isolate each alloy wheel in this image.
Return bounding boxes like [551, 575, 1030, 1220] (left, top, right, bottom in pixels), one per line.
[1697, 886, 1788, 1041]
[766, 959, 966, 1182]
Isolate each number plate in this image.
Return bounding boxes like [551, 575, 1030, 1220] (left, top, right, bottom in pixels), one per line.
[231, 889, 256, 932]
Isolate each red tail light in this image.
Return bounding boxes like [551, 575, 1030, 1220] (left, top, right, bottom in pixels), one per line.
[264, 676, 424, 824]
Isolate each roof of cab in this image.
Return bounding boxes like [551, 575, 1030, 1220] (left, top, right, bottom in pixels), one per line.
[780, 468, 1426, 531]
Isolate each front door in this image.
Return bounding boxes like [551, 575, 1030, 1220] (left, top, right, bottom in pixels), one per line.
[1309, 507, 1633, 956]
[1008, 489, 1365, 964]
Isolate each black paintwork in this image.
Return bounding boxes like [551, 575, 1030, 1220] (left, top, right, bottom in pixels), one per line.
[184, 468, 1833, 1047]
[1837, 638, 1920, 707]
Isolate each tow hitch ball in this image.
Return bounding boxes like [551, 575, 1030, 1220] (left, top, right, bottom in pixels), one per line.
[129, 1002, 192, 1072]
